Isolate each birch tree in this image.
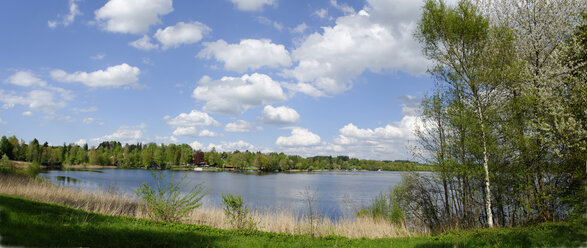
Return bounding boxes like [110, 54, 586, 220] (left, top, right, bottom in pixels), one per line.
[417, 0, 520, 227]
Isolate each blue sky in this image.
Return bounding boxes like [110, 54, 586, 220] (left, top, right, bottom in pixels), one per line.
[0, 0, 437, 160]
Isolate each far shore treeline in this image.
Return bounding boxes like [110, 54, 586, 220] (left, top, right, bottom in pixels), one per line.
[0, 135, 428, 171]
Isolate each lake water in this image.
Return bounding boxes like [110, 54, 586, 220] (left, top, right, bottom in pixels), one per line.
[40, 169, 407, 219]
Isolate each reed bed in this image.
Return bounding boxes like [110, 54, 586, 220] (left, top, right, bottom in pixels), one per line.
[0, 174, 145, 218]
[0, 173, 414, 239]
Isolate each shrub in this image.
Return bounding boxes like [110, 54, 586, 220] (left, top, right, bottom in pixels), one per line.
[356, 209, 370, 218]
[221, 193, 255, 230]
[135, 171, 208, 223]
[0, 154, 15, 174]
[364, 186, 404, 225]
[25, 161, 41, 177]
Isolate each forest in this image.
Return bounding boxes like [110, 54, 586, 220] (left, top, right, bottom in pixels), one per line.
[0, 135, 426, 172]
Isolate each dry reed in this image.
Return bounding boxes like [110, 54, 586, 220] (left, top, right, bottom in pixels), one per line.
[0, 173, 415, 239]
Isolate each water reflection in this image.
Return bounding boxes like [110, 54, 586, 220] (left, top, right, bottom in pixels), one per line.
[55, 176, 80, 183]
[41, 169, 406, 220]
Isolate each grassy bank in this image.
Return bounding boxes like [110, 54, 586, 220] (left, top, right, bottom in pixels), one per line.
[1, 194, 585, 248]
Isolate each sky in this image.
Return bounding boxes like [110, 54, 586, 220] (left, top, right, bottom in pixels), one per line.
[0, 0, 439, 161]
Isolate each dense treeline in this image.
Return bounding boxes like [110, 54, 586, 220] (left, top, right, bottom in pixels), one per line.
[399, 0, 586, 232]
[0, 135, 427, 171]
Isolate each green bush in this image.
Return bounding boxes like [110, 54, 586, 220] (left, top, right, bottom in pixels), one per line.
[355, 209, 370, 218]
[363, 186, 404, 224]
[0, 154, 15, 173]
[25, 161, 41, 177]
[135, 171, 208, 223]
[221, 193, 256, 230]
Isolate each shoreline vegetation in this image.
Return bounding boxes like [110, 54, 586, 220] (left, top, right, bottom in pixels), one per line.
[0, 172, 585, 247]
[10, 160, 430, 173]
[1, 156, 585, 247]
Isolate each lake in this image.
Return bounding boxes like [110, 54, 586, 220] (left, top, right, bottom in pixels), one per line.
[40, 169, 408, 219]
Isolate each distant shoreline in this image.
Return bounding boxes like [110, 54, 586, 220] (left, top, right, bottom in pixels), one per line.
[51, 164, 431, 172]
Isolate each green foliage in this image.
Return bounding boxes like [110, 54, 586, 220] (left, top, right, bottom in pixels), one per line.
[221, 193, 255, 230]
[413, 0, 586, 231]
[0, 136, 14, 159]
[135, 171, 208, 223]
[0, 135, 429, 172]
[355, 209, 370, 218]
[25, 161, 41, 178]
[0, 154, 15, 174]
[364, 186, 404, 225]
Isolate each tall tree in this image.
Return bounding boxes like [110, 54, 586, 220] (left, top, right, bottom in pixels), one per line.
[417, 0, 513, 227]
[28, 139, 41, 163]
[481, 0, 586, 222]
[0, 136, 13, 159]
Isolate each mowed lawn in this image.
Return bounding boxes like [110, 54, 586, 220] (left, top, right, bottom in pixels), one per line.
[0, 194, 585, 248]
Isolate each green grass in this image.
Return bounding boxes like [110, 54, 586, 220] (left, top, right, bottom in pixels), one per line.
[0, 194, 585, 248]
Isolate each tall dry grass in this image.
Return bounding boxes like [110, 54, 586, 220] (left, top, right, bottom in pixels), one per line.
[0, 174, 144, 218]
[0, 173, 415, 239]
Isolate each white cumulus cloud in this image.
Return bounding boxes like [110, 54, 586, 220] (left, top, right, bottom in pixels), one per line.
[198, 129, 222, 137]
[0, 89, 68, 113]
[129, 35, 159, 50]
[190, 140, 205, 150]
[51, 63, 140, 88]
[276, 127, 321, 147]
[4, 71, 47, 87]
[91, 123, 147, 144]
[284, 0, 431, 96]
[154, 21, 210, 49]
[155, 136, 178, 144]
[192, 73, 287, 115]
[225, 120, 256, 133]
[95, 0, 173, 34]
[74, 139, 87, 146]
[230, 0, 275, 11]
[165, 110, 220, 127]
[259, 105, 300, 124]
[165, 110, 220, 137]
[172, 126, 198, 136]
[282, 82, 325, 97]
[198, 39, 291, 73]
[1, 71, 73, 115]
[333, 116, 421, 160]
[207, 140, 256, 152]
[171, 127, 221, 137]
